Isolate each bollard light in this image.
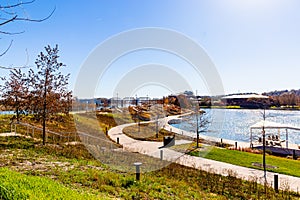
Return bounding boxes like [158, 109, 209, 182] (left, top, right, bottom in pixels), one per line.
[101, 147, 106, 152]
[274, 174, 279, 193]
[134, 162, 142, 181]
[160, 150, 163, 160]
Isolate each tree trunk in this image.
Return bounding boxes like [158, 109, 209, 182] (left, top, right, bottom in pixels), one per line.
[42, 70, 49, 145]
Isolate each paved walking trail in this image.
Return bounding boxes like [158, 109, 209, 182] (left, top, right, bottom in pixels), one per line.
[108, 114, 300, 192]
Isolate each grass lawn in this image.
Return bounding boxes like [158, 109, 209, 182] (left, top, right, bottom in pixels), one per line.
[0, 168, 105, 200]
[187, 145, 300, 177]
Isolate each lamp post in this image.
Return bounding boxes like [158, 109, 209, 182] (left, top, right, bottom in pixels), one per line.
[138, 109, 140, 133]
[196, 108, 199, 148]
[195, 90, 200, 148]
[116, 92, 118, 108]
[135, 94, 138, 106]
[262, 108, 267, 191]
[147, 94, 149, 104]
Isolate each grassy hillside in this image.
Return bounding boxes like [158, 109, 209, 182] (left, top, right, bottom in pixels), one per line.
[0, 113, 299, 199]
[0, 168, 107, 200]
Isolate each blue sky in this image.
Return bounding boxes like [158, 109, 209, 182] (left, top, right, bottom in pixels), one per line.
[1, 0, 300, 98]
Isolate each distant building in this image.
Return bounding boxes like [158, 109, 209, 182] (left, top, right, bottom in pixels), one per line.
[123, 97, 135, 107]
[221, 93, 270, 108]
[138, 97, 150, 105]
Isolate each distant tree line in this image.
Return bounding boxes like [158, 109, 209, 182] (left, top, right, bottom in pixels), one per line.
[263, 90, 300, 107]
[0, 45, 72, 145]
[177, 90, 300, 109]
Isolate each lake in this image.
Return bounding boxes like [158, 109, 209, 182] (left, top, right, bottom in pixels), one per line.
[0, 111, 14, 115]
[171, 109, 300, 145]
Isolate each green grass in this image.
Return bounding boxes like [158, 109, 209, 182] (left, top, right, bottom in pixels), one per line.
[0, 167, 107, 200]
[189, 147, 300, 177]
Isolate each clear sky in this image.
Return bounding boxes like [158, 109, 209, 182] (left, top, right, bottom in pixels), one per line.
[1, 0, 300, 98]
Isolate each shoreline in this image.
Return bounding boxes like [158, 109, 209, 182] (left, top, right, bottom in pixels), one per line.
[163, 111, 251, 148]
[203, 106, 300, 112]
[164, 114, 300, 151]
[163, 117, 250, 149]
[107, 112, 300, 193]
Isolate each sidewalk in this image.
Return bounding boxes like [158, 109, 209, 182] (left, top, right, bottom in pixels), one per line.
[108, 116, 300, 192]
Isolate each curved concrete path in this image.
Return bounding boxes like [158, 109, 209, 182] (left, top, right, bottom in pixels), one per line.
[108, 115, 300, 192]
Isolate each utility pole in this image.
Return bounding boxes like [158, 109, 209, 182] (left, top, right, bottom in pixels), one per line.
[262, 108, 267, 192]
[196, 109, 199, 148]
[196, 90, 199, 148]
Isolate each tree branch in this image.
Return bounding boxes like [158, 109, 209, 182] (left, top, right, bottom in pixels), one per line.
[0, 1, 56, 63]
[0, 40, 13, 57]
[0, 15, 18, 26]
[0, 30, 25, 35]
[15, 7, 56, 23]
[0, 48, 31, 69]
[0, 65, 29, 69]
[0, 0, 35, 9]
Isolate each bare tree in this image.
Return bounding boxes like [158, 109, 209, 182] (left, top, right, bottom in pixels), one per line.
[259, 108, 270, 193]
[187, 98, 210, 148]
[29, 45, 71, 145]
[279, 92, 296, 107]
[0, 0, 55, 69]
[258, 105, 274, 193]
[195, 109, 210, 148]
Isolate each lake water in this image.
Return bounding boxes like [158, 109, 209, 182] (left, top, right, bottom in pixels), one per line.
[171, 109, 300, 145]
[0, 111, 14, 115]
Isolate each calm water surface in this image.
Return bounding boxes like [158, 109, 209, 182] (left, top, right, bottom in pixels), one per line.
[0, 111, 14, 115]
[171, 109, 300, 145]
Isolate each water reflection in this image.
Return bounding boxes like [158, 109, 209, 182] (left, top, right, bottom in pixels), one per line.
[171, 109, 300, 145]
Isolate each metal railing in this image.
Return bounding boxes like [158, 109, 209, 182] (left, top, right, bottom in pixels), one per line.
[2, 120, 116, 148]
[10, 121, 79, 144]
